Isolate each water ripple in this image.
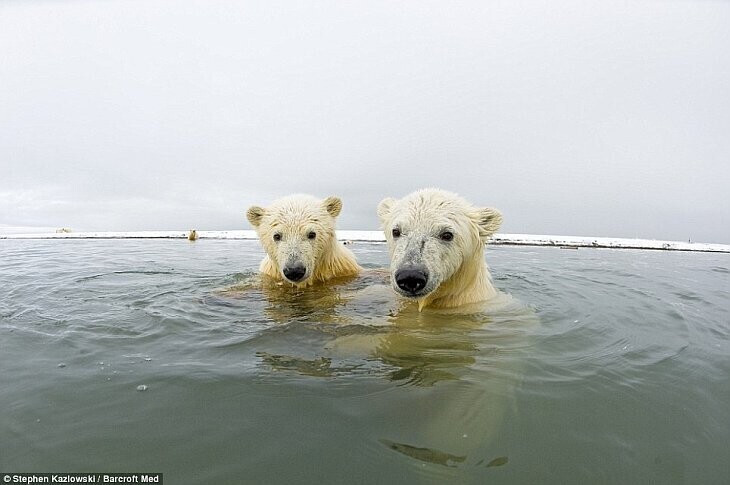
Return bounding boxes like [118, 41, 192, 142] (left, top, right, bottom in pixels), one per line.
[1, 240, 728, 484]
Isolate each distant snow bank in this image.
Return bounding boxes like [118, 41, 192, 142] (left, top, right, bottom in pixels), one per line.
[489, 234, 729, 253]
[1, 230, 728, 253]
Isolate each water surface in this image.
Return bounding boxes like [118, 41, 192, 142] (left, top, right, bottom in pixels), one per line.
[1, 240, 728, 484]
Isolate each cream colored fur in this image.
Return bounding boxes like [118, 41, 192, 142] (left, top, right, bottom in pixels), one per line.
[378, 188, 502, 310]
[247, 194, 361, 287]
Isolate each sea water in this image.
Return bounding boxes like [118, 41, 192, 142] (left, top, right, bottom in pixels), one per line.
[1, 240, 728, 484]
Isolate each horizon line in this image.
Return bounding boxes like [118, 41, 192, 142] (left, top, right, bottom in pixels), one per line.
[1, 230, 728, 253]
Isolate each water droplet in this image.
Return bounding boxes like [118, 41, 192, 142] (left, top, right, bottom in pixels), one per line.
[136, 385, 148, 392]
[58, 363, 66, 368]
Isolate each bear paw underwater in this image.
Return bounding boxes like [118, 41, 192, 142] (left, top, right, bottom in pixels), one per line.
[378, 188, 503, 311]
[247, 194, 362, 287]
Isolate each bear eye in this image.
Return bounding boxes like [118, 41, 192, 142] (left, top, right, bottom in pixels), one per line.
[307, 231, 316, 240]
[273, 233, 282, 242]
[392, 228, 401, 238]
[439, 231, 454, 241]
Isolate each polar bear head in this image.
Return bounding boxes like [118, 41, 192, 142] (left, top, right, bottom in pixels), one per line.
[247, 194, 354, 286]
[377, 188, 502, 308]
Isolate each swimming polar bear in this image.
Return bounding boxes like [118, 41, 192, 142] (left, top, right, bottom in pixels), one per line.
[247, 194, 361, 287]
[234, 191, 536, 472]
[377, 188, 503, 311]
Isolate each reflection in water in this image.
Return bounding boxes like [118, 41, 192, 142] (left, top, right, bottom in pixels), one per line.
[256, 352, 337, 377]
[219, 269, 395, 325]
[374, 325, 478, 387]
[255, 351, 368, 378]
[221, 271, 538, 467]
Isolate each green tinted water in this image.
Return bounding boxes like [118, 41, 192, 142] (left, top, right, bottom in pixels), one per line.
[1, 240, 728, 484]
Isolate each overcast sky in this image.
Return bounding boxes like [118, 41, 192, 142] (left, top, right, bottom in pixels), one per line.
[1, 0, 729, 243]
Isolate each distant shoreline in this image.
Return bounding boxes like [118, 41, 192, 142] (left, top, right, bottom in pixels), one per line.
[1, 230, 728, 253]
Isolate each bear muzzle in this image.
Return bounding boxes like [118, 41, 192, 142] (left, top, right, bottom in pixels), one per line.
[282, 263, 307, 283]
[394, 266, 429, 296]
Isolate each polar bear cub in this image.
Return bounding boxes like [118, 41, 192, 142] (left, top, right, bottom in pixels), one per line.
[246, 194, 362, 287]
[377, 188, 503, 310]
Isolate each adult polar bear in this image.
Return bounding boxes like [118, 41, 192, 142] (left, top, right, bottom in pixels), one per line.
[378, 188, 503, 310]
[246, 194, 361, 287]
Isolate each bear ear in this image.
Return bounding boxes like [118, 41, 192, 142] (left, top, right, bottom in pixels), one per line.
[246, 206, 266, 227]
[472, 207, 503, 239]
[377, 197, 396, 224]
[323, 196, 343, 217]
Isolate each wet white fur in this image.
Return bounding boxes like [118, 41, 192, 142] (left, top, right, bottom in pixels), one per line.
[378, 188, 502, 310]
[247, 194, 361, 287]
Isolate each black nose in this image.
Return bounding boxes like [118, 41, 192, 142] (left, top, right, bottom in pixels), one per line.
[395, 268, 428, 294]
[283, 264, 306, 282]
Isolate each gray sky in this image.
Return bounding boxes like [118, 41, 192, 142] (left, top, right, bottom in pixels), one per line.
[2, 0, 729, 243]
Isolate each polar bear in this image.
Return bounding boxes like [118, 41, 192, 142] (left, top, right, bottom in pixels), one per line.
[377, 188, 503, 310]
[246, 194, 362, 287]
